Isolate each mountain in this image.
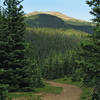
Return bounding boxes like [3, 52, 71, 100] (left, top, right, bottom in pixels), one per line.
[25, 11, 75, 20]
[25, 11, 94, 34]
[25, 11, 87, 22]
[25, 12, 92, 74]
[24, 12, 93, 80]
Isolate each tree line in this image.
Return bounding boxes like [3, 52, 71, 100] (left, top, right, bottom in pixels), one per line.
[25, 27, 87, 79]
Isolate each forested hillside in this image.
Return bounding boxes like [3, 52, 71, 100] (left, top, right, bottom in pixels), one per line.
[24, 12, 93, 79]
[25, 27, 88, 79]
[25, 12, 94, 34]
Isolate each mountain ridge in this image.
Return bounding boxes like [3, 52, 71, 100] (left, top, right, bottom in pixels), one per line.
[25, 11, 88, 22]
[25, 12, 93, 34]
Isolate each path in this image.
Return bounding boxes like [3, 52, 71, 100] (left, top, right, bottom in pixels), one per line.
[42, 81, 82, 100]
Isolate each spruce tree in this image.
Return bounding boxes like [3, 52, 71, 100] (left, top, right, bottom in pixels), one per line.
[76, 0, 100, 99]
[0, 5, 8, 70]
[0, 0, 43, 91]
[3, 0, 26, 70]
[86, 0, 100, 38]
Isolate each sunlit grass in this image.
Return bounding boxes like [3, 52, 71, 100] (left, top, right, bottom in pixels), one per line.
[35, 84, 63, 94]
[8, 92, 41, 100]
[8, 83, 63, 100]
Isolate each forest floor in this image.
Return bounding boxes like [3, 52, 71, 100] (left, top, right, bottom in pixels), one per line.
[36, 81, 82, 100]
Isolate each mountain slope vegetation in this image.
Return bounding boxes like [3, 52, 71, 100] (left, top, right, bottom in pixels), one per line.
[25, 27, 89, 79]
[25, 12, 94, 34]
[24, 11, 94, 79]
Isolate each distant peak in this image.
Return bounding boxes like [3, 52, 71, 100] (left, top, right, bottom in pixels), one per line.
[25, 11, 87, 22]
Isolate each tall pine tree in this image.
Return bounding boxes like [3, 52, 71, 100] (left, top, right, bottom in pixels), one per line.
[76, 0, 100, 99]
[0, 4, 8, 70]
[0, 0, 43, 91]
[3, 0, 26, 70]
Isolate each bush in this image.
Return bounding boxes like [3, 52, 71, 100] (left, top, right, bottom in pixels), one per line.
[0, 84, 9, 100]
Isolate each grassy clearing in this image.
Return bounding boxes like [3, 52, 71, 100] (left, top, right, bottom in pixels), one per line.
[8, 92, 41, 100]
[54, 77, 93, 100]
[35, 83, 63, 94]
[8, 83, 63, 100]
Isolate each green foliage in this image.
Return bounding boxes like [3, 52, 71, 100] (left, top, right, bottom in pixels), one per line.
[35, 83, 63, 94]
[75, 0, 100, 100]
[75, 34, 100, 99]
[8, 92, 41, 100]
[8, 82, 63, 100]
[0, 0, 43, 92]
[0, 5, 8, 70]
[25, 14, 65, 28]
[79, 37, 100, 85]
[42, 50, 77, 79]
[54, 77, 83, 86]
[86, 0, 100, 39]
[0, 0, 33, 91]
[26, 44, 44, 88]
[42, 54, 64, 79]
[0, 84, 9, 100]
[25, 14, 94, 33]
[26, 28, 87, 61]
[0, 5, 9, 100]
[25, 27, 87, 79]
[86, 0, 100, 23]
[3, 0, 26, 70]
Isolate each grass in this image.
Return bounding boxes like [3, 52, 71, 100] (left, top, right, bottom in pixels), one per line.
[35, 83, 63, 94]
[8, 78, 92, 100]
[54, 77, 93, 100]
[8, 83, 63, 100]
[8, 92, 41, 100]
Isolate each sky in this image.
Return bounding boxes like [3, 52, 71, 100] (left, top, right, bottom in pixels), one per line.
[22, 0, 93, 21]
[1, 0, 93, 21]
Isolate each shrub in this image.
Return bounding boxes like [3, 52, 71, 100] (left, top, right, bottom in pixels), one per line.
[0, 84, 9, 100]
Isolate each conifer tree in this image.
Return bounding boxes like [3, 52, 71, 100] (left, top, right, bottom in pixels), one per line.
[0, 3, 9, 100]
[76, 0, 100, 99]
[3, 0, 26, 70]
[0, 0, 43, 91]
[86, 0, 100, 38]
[0, 5, 8, 70]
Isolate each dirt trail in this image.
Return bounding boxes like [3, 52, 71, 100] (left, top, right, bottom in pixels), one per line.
[42, 81, 82, 100]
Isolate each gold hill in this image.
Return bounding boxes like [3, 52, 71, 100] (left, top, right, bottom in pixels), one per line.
[25, 11, 87, 22]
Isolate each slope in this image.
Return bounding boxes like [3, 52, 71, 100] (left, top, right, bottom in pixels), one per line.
[25, 27, 88, 65]
[25, 12, 92, 79]
[25, 11, 94, 34]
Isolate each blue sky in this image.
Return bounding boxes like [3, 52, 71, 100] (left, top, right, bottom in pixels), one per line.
[1, 0, 93, 21]
[22, 0, 93, 21]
